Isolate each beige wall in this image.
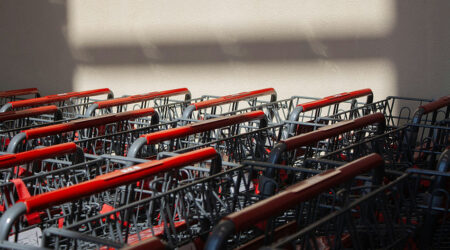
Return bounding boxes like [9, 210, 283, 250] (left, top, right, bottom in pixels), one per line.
[1, 0, 449, 100]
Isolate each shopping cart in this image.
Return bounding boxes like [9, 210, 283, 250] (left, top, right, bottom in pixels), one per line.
[6, 108, 159, 154]
[204, 153, 384, 250]
[283, 93, 443, 143]
[311, 95, 449, 172]
[0, 106, 63, 128]
[0, 147, 221, 248]
[283, 88, 374, 137]
[0, 106, 65, 151]
[0, 146, 159, 222]
[0, 88, 114, 119]
[37, 153, 383, 249]
[180, 88, 277, 123]
[84, 88, 191, 119]
[0, 88, 40, 106]
[261, 149, 449, 250]
[0, 142, 84, 182]
[126, 110, 268, 160]
[0, 143, 86, 218]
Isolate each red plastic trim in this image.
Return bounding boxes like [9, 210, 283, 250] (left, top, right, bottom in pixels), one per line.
[0, 88, 39, 98]
[96, 88, 190, 108]
[0, 142, 77, 169]
[23, 108, 156, 139]
[420, 95, 450, 114]
[0, 106, 58, 122]
[143, 110, 265, 144]
[193, 88, 276, 110]
[9, 88, 113, 108]
[297, 88, 373, 112]
[227, 153, 384, 231]
[283, 112, 385, 151]
[23, 147, 218, 212]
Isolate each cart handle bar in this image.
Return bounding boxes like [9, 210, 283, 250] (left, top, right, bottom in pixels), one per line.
[23, 108, 157, 140]
[182, 88, 276, 119]
[0, 105, 60, 122]
[97, 88, 190, 109]
[0, 142, 80, 169]
[411, 95, 450, 125]
[145, 110, 265, 144]
[296, 88, 373, 112]
[195, 88, 276, 110]
[283, 112, 385, 151]
[6, 88, 114, 109]
[204, 153, 384, 250]
[0, 88, 39, 98]
[85, 88, 191, 116]
[418, 95, 450, 115]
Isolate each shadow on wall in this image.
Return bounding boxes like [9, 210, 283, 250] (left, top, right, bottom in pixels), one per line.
[0, 0, 74, 95]
[76, 1, 449, 99]
[391, 1, 450, 98]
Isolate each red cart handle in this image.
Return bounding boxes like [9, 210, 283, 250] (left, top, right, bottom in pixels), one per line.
[0, 106, 58, 122]
[96, 88, 190, 109]
[193, 88, 276, 110]
[419, 95, 450, 114]
[144, 110, 265, 144]
[227, 153, 383, 231]
[283, 112, 385, 151]
[22, 147, 219, 213]
[8, 88, 113, 109]
[0, 88, 39, 98]
[204, 153, 383, 249]
[297, 88, 373, 112]
[0, 143, 77, 169]
[23, 108, 156, 140]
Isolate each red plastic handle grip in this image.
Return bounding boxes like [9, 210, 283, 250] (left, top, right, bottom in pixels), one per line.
[23, 108, 156, 139]
[0, 105, 58, 122]
[283, 112, 385, 151]
[193, 88, 276, 110]
[297, 88, 373, 112]
[0, 88, 39, 98]
[142, 110, 265, 144]
[227, 153, 384, 231]
[9, 88, 113, 108]
[23, 147, 218, 213]
[420, 95, 450, 114]
[0, 142, 77, 169]
[96, 88, 190, 108]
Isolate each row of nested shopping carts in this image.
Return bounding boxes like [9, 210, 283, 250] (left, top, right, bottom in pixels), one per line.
[0, 86, 447, 250]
